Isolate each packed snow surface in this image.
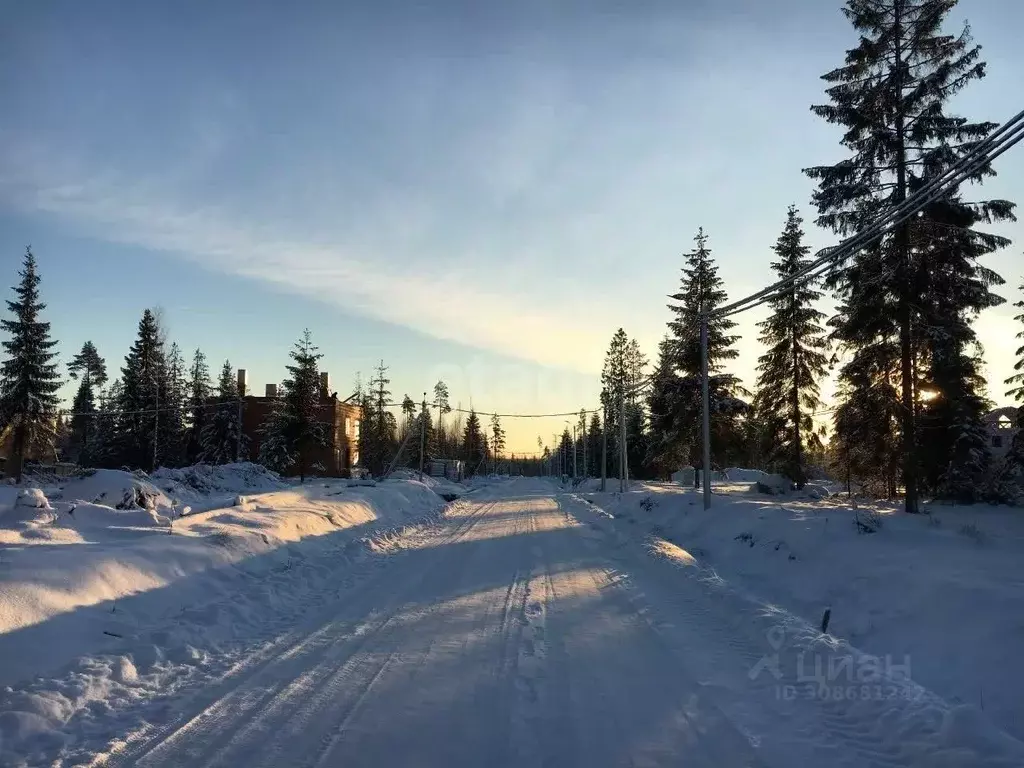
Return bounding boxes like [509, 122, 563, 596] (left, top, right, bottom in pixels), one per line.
[0, 472, 1021, 767]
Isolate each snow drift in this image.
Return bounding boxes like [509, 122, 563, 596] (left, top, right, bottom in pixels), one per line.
[579, 481, 1024, 743]
[0, 468, 447, 685]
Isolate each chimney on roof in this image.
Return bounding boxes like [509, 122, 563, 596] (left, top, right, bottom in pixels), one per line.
[320, 371, 331, 397]
[237, 368, 248, 396]
[265, 383, 278, 398]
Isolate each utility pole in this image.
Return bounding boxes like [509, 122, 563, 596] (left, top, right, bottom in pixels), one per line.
[418, 392, 427, 481]
[582, 414, 587, 480]
[700, 313, 712, 510]
[601, 397, 608, 492]
[572, 423, 578, 479]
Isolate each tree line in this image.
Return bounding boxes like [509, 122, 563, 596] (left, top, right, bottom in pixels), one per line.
[0, 276, 252, 481]
[3, 1, 1023, 500]
[563, 0, 1024, 504]
[0, 264, 522, 484]
[354, 362, 511, 479]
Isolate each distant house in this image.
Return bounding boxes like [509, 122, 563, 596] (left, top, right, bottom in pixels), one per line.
[983, 407, 1020, 459]
[241, 372, 362, 477]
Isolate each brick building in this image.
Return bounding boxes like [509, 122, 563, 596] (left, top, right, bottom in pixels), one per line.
[242, 372, 362, 477]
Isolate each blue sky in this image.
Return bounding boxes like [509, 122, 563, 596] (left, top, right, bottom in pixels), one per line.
[1, 0, 1022, 453]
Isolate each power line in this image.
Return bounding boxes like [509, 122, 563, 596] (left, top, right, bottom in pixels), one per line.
[713, 107, 1024, 319]
[449, 407, 598, 418]
[62, 398, 603, 422]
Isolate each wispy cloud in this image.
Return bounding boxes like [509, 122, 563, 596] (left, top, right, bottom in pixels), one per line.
[0, 145, 613, 373]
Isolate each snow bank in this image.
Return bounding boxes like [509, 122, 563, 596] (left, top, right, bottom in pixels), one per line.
[49, 469, 175, 515]
[580, 483, 1024, 743]
[0, 490, 56, 527]
[0, 465, 451, 764]
[150, 462, 287, 501]
[387, 469, 468, 497]
[0, 470, 447, 692]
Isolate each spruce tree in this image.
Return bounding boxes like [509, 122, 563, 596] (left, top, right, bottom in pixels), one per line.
[646, 336, 686, 478]
[587, 411, 603, 477]
[601, 329, 630, 409]
[625, 339, 648, 406]
[991, 274, 1024, 501]
[656, 229, 744, 483]
[490, 414, 506, 473]
[433, 380, 451, 457]
[805, 0, 1013, 508]
[116, 309, 164, 470]
[412, 402, 433, 474]
[669, 229, 739, 378]
[66, 341, 108, 463]
[85, 379, 122, 469]
[0, 248, 61, 480]
[1006, 275, 1024, 407]
[185, 349, 212, 464]
[575, 409, 588, 476]
[364, 360, 396, 476]
[752, 207, 829, 487]
[462, 409, 485, 476]
[258, 330, 326, 480]
[202, 360, 246, 465]
[158, 342, 188, 468]
[401, 395, 417, 422]
[601, 329, 648, 479]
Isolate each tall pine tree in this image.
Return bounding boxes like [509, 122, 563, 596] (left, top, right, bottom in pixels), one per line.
[753, 206, 829, 487]
[646, 336, 686, 478]
[185, 349, 212, 464]
[992, 273, 1024, 501]
[587, 411, 603, 478]
[258, 330, 327, 480]
[462, 409, 485, 476]
[158, 342, 188, 468]
[433, 380, 451, 457]
[805, 0, 1013, 507]
[365, 361, 397, 476]
[0, 248, 61, 480]
[116, 309, 164, 470]
[202, 360, 246, 465]
[66, 340, 108, 463]
[655, 228, 744, 483]
[490, 414, 506, 474]
[1005, 275, 1024, 408]
[86, 379, 122, 469]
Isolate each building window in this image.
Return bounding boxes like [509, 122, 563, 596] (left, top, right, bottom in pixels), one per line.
[992, 435, 1003, 449]
[353, 419, 360, 438]
[352, 450, 360, 466]
[345, 417, 351, 436]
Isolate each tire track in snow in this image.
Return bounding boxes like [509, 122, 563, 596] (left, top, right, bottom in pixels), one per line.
[564, 493, 1024, 768]
[104, 500, 499, 767]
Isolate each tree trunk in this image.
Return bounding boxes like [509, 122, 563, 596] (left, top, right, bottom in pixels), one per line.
[792, 298, 804, 489]
[600, 404, 608, 491]
[8, 421, 27, 482]
[891, 0, 919, 513]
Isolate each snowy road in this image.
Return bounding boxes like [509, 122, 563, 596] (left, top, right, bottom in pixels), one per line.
[92, 480, 1024, 768]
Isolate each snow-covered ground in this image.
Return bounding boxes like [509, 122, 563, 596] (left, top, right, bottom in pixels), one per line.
[1, 471, 1022, 766]
[577, 479, 1024, 744]
[0, 464, 452, 764]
